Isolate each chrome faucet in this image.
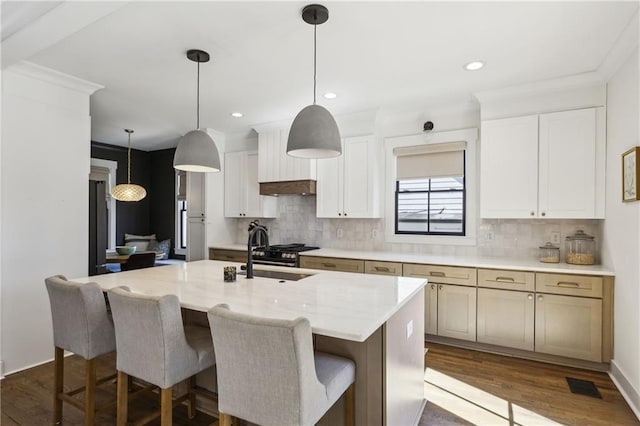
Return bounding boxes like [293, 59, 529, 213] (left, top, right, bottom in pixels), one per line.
[246, 223, 269, 279]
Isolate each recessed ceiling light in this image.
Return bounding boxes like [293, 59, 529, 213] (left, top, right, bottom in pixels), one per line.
[231, 112, 243, 118]
[464, 61, 485, 71]
[323, 92, 337, 99]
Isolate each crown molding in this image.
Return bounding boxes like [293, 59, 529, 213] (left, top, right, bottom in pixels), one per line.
[7, 61, 103, 95]
[473, 72, 605, 105]
[597, 10, 639, 82]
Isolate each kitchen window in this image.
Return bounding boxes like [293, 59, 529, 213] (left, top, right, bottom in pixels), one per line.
[384, 128, 477, 245]
[396, 175, 465, 235]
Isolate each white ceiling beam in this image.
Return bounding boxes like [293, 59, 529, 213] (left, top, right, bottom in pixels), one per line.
[1, 1, 128, 69]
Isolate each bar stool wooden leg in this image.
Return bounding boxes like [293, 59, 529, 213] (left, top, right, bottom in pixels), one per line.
[116, 371, 128, 426]
[219, 413, 232, 426]
[53, 347, 64, 425]
[345, 383, 355, 426]
[160, 387, 173, 426]
[84, 358, 97, 426]
[187, 376, 196, 419]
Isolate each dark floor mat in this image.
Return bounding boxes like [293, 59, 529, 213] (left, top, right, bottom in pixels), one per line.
[566, 377, 602, 398]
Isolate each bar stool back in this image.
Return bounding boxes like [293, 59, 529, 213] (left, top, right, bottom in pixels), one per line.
[45, 275, 117, 425]
[107, 286, 215, 426]
[208, 304, 356, 426]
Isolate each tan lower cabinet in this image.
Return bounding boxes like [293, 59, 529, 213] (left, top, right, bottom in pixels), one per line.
[437, 284, 477, 342]
[535, 293, 602, 362]
[477, 288, 535, 351]
[299, 256, 365, 273]
[424, 283, 438, 335]
[365, 260, 402, 276]
[209, 248, 247, 263]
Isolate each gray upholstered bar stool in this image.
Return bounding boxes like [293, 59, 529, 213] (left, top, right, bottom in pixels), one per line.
[208, 304, 356, 426]
[44, 275, 117, 425]
[107, 286, 215, 426]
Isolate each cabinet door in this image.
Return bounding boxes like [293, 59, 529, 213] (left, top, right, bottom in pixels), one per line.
[425, 283, 438, 335]
[539, 108, 598, 218]
[480, 115, 539, 218]
[316, 154, 343, 218]
[477, 288, 534, 350]
[535, 293, 602, 362]
[244, 152, 277, 218]
[224, 152, 245, 218]
[187, 172, 206, 218]
[437, 284, 477, 341]
[343, 135, 381, 218]
[186, 217, 205, 261]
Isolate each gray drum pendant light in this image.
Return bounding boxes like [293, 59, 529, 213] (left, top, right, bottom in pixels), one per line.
[111, 129, 147, 202]
[287, 4, 341, 159]
[173, 49, 221, 172]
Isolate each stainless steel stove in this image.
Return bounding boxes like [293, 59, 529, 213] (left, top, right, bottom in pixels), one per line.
[251, 244, 319, 268]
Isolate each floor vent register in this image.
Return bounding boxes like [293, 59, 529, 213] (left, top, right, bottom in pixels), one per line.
[566, 377, 602, 399]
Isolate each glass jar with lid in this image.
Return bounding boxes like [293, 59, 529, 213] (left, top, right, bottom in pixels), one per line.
[539, 242, 560, 263]
[565, 230, 595, 265]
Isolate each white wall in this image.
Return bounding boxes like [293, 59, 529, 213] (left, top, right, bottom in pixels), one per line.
[602, 48, 640, 417]
[1, 62, 101, 374]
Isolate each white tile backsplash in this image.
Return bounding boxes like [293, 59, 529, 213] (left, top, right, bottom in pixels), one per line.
[234, 196, 603, 262]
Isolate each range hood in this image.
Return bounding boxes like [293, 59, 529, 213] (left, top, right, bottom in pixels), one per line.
[259, 180, 316, 196]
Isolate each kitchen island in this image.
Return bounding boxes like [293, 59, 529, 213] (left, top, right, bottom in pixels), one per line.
[74, 260, 427, 426]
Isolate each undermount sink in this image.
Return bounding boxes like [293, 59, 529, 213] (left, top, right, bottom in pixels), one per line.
[238, 269, 313, 281]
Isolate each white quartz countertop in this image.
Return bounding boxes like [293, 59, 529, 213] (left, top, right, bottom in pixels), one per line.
[300, 248, 615, 276]
[74, 260, 427, 342]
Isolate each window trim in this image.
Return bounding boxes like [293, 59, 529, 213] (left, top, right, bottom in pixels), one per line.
[384, 128, 478, 246]
[90, 158, 117, 251]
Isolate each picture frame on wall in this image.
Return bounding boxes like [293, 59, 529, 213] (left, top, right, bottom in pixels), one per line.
[622, 146, 640, 202]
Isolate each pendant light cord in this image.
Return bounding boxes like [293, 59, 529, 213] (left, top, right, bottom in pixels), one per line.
[127, 132, 132, 184]
[313, 21, 317, 105]
[196, 60, 200, 129]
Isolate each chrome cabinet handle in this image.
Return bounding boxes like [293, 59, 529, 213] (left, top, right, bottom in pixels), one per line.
[374, 266, 391, 272]
[430, 284, 436, 290]
[430, 271, 446, 277]
[527, 294, 533, 300]
[557, 281, 580, 288]
[438, 285, 443, 290]
[495, 276, 515, 283]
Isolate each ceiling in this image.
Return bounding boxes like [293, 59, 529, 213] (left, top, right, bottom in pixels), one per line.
[2, 1, 638, 151]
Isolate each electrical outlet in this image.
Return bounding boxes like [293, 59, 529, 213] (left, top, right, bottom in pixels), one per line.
[486, 231, 494, 242]
[337, 228, 344, 238]
[371, 229, 379, 239]
[406, 320, 414, 339]
[551, 231, 561, 244]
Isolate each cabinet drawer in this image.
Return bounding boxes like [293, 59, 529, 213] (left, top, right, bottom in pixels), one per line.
[403, 264, 476, 286]
[478, 269, 535, 292]
[209, 249, 247, 263]
[536, 273, 603, 298]
[300, 256, 364, 273]
[365, 260, 402, 276]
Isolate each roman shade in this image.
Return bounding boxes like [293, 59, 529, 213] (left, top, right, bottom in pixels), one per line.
[394, 141, 466, 180]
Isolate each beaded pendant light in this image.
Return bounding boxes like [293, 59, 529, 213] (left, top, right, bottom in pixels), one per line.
[111, 129, 147, 202]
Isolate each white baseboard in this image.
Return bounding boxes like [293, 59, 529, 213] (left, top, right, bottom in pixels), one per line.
[609, 360, 640, 421]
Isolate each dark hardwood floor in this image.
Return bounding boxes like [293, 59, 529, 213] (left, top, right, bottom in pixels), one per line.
[421, 343, 639, 426]
[2, 343, 638, 425]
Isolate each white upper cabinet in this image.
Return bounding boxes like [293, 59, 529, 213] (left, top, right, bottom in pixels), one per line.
[316, 135, 382, 218]
[224, 151, 278, 218]
[258, 128, 316, 182]
[480, 107, 605, 219]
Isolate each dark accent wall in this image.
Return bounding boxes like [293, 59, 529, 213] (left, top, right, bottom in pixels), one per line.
[149, 148, 177, 249]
